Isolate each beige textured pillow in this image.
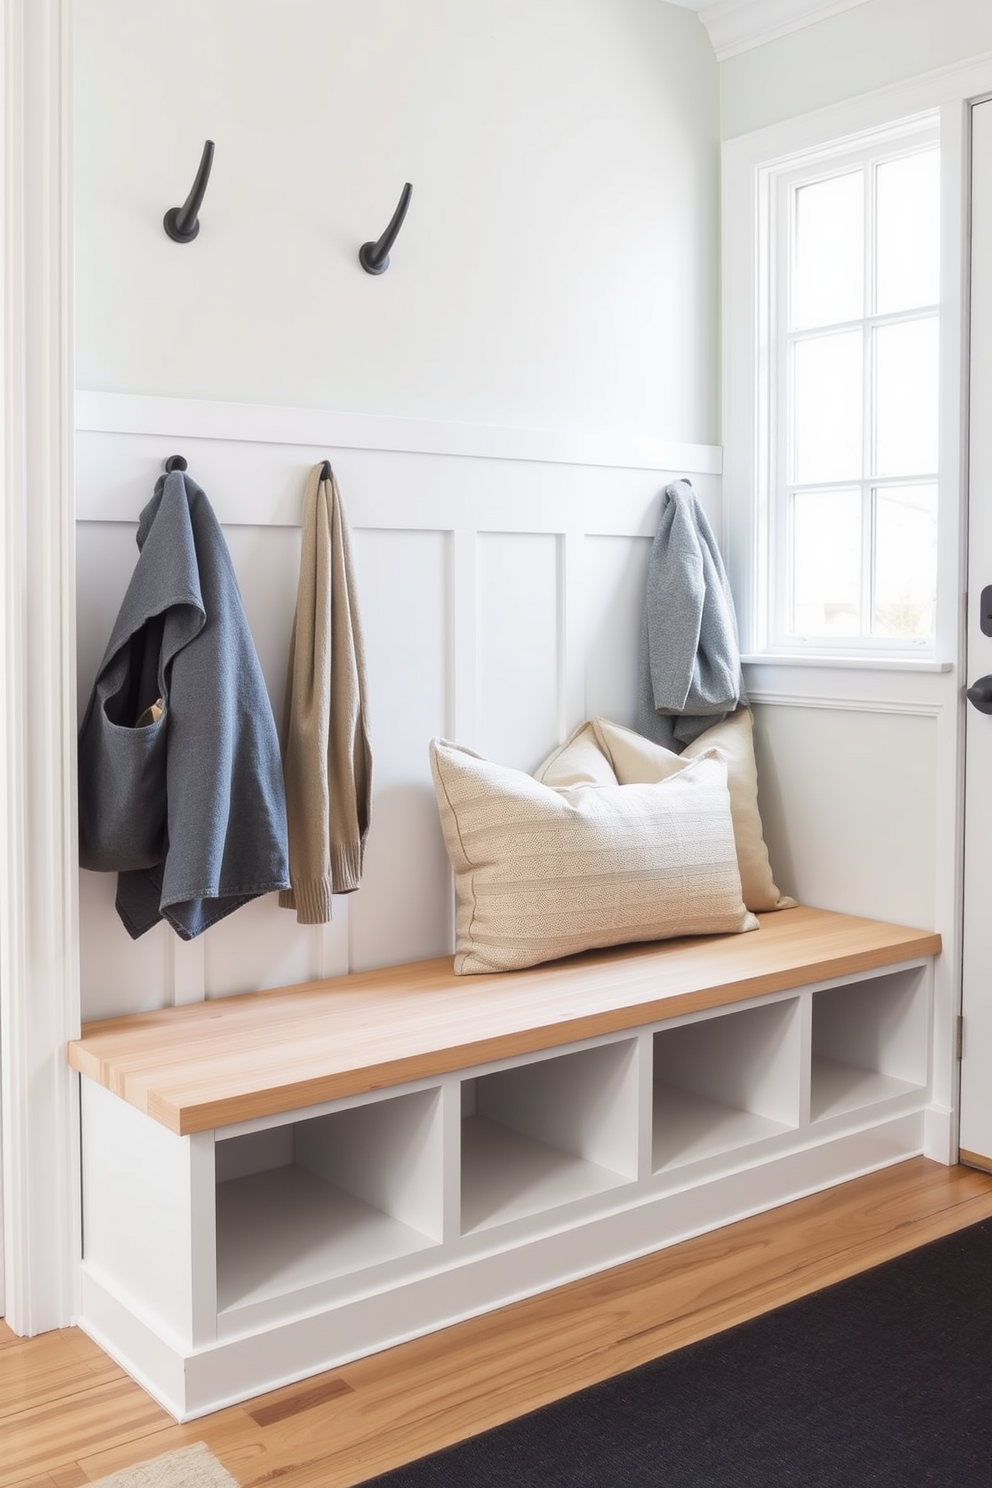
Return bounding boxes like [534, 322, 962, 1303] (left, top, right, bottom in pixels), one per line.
[591, 710, 796, 913]
[429, 737, 757, 975]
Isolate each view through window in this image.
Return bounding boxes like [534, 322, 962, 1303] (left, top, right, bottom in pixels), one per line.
[772, 131, 940, 650]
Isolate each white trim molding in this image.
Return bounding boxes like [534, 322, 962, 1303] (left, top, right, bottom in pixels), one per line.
[747, 690, 944, 717]
[1, 0, 79, 1333]
[75, 391, 723, 478]
[742, 653, 953, 673]
[697, 0, 871, 61]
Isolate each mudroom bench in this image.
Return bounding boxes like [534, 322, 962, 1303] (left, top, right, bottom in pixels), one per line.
[67, 904, 941, 1422]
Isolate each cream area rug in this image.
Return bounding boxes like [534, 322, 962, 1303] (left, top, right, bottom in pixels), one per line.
[89, 1442, 240, 1488]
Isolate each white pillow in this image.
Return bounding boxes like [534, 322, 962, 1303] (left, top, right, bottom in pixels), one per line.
[590, 710, 796, 913]
[429, 738, 757, 975]
[533, 720, 619, 788]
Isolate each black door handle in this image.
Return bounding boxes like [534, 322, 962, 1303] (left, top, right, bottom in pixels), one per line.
[967, 675, 992, 713]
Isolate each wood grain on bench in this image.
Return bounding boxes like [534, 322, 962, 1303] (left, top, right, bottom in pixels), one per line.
[67, 905, 940, 1137]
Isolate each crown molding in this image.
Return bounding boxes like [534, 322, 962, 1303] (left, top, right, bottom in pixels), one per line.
[696, 0, 871, 61]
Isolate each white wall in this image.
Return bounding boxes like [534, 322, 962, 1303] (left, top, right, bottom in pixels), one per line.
[75, 0, 719, 443]
[23, 0, 971, 1345]
[73, 1, 723, 1019]
[721, 0, 992, 138]
[72, 0, 960, 1025]
[752, 706, 938, 929]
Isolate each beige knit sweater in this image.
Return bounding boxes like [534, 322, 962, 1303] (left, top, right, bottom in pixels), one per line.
[279, 462, 372, 924]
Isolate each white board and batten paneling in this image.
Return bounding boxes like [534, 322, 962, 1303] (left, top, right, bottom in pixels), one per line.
[75, 390, 722, 1020]
[76, 390, 956, 1165]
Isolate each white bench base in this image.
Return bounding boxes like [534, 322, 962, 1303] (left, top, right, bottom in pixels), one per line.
[69, 920, 937, 1421]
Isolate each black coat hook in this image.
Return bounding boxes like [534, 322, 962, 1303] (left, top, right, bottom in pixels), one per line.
[164, 455, 188, 473]
[164, 141, 215, 244]
[360, 183, 412, 275]
[318, 461, 331, 480]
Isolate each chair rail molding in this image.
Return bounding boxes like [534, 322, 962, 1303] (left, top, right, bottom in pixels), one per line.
[0, 0, 80, 1332]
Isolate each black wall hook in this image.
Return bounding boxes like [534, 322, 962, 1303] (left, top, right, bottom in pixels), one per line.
[319, 460, 331, 480]
[164, 455, 188, 473]
[164, 141, 215, 243]
[360, 183, 412, 274]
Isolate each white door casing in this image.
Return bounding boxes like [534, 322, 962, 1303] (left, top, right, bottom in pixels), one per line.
[960, 97, 992, 1168]
[0, 0, 80, 1331]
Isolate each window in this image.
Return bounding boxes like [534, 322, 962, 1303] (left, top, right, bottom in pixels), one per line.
[760, 121, 941, 656]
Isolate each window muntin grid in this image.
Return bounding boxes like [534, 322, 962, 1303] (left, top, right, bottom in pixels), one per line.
[770, 133, 940, 651]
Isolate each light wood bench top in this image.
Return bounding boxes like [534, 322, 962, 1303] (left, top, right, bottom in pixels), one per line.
[67, 906, 940, 1137]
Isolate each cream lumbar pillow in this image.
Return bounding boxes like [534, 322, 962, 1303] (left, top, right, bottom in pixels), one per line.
[533, 720, 620, 788]
[590, 710, 796, 913]
[429, 737, 758, 975]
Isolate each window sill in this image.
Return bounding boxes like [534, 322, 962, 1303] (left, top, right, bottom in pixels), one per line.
[741, 653, 953, 674]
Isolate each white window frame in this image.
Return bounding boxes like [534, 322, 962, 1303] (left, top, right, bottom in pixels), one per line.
[722, 82, 970, 675]
[769, 124, 940, 656]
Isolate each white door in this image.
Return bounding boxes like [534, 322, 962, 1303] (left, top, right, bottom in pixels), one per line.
[961, 97, 992, 1169]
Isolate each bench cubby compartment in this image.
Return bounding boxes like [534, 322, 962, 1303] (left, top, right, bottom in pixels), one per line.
[215, 1087, 444, 1315]
[810, 966, 929, 1123]
[652, 996, 802, 1173]
[460, 1038, 639, 1234]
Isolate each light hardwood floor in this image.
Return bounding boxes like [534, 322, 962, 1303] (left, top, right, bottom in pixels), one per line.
[4, 1157, 992, 1488]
